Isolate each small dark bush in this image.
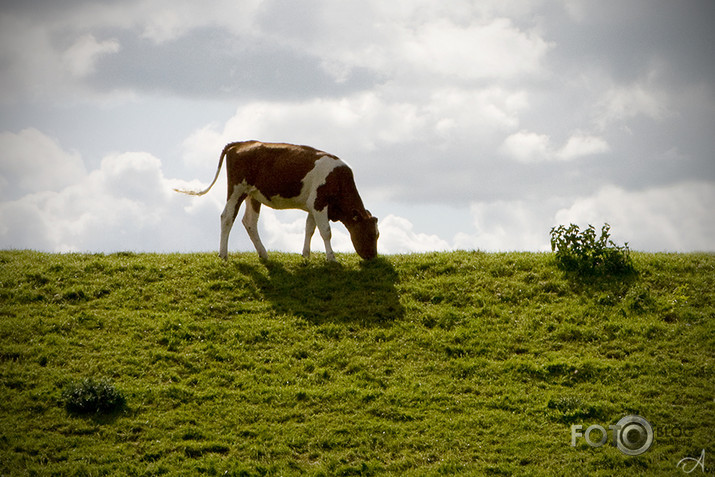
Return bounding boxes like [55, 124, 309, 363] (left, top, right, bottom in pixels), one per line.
[61, 378, 126, 415]
[550, 223, 634, 276]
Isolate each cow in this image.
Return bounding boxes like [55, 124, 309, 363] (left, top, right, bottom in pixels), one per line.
[174, 141, 379, 262]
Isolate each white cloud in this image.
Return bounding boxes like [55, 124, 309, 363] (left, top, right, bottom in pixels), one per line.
[183, 86, 530, 174]
[554, 182, 715, 252]
[180, 93, 429, 174]
[556, 133, 610, 160]
[398, 18, 551, 81]
[500, 130, 609, 163]
[133, 0, 262, 43]
[0, 128, 86, 199]
[499, 130, 551, 163]
[0, 130, 225, 252]
[255, 208, 354, 256]
[62, 34, 120, 77]
[454, 199, 560, 252]
[0, 1, 262, 101]
[256, 1, 550, 85]
[191, 92, 428, 151]
[378, 215, 451, 254]
[451, 181, 715, 252]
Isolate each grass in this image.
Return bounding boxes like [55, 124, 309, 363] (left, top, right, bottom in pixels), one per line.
[0, 250, 713, 475]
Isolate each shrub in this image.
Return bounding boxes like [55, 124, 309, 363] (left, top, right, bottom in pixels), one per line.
[61, 378, 126, 415]
[550, 223, 634, 276]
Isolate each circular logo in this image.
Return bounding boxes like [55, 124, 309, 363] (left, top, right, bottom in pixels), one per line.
[615, 415, 653, 456]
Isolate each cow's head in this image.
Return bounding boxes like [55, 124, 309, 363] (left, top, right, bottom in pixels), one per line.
[346, 210, 379, 260]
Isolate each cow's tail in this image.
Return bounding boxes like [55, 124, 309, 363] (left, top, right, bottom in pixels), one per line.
[173, 145, 229, 196]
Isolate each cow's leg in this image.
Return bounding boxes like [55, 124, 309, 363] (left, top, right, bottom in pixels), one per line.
[302, 213, 316, 259]
[219, 187, 246, 260]
[242, 198, 268, 260]
[313, 210, 336, 262]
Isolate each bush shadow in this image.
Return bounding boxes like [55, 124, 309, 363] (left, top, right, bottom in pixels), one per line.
[561, 268, 640, 296]
[236, 257, 404, 326]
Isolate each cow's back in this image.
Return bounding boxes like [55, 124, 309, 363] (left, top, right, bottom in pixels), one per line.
[224, 141, 341, 205]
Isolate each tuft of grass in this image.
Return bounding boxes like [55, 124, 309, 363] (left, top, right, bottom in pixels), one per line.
[61, 378, 126, 415]
[0, 250, 712, 475]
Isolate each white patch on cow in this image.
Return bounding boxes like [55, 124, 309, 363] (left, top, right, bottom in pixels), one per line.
[248, 154, 343, 212]
[303, 155, 344, 212]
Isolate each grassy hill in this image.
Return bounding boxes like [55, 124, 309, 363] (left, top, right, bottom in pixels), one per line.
[0, 250, 713, 476]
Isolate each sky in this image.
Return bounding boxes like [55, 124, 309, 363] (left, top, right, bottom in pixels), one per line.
[1, 0, 714, 255]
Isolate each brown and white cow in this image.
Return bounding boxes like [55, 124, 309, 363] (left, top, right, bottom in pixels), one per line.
[175, 141, 378, 261]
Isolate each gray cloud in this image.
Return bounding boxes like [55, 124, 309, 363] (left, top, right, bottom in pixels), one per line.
[89, 28, 380, 100]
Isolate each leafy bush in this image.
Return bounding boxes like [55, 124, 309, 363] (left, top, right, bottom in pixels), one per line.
[550, 223, 634, 276]
[61, 378, 126, 415]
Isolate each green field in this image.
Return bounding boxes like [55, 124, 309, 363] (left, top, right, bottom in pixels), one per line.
[1, 250, 713, 475]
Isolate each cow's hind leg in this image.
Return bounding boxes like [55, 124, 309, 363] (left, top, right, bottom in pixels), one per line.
[219, 187, 246, 260]
[243, 198, 268, 260]
[302, 213, 316, 259]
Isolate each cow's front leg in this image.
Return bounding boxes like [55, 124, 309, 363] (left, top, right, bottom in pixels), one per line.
[242, 198, 268, 260]
[313, 211, 336, 262]
[302, 213, 316, 259]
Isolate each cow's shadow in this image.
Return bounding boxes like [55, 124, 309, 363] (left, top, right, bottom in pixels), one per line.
[235, 257, 404, 327]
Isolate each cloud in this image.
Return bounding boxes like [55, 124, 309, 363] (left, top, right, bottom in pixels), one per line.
[256, 1, 551, 85]
[554, 181, 715, 252]
[500, 130, 609, 163]
[0, 129, 225, 252]
[0, 1, 264, 101]
[450, 181, 715, 253]
[254, 208, 354, 256]
[454, 199, 561, 252]
[499, 131, 551, 163]
[557, 134, 610, 160]
[398, 18, 551, 81]
[181, 93, 432, 164]
[0, 0, 554, 102]
[181, 86, 531, 204]
[62, 34, 120, 77]
[0, 128, 86, 199]
[596, 78, 671, 128]
[378, 215, 451, 254]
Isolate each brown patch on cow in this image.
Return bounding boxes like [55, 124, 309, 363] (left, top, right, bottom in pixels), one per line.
[315, 165, 378, 259]
[224, 141, 338, 201]
[346, 214, 379, 259]
[314, 165, 356, 222]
